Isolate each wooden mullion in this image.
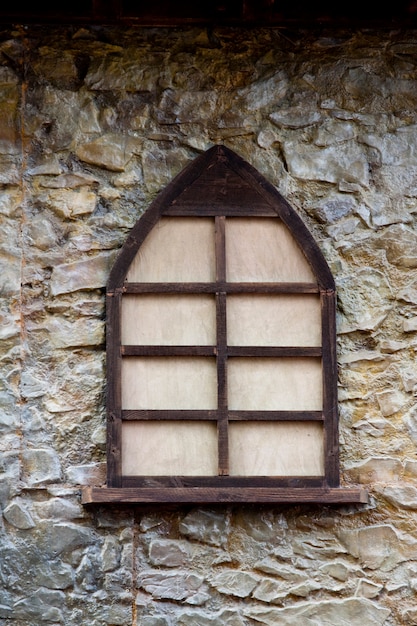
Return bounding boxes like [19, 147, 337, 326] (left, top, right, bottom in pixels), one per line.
[216, 216, 229, 476]
[164, 206, 277, 217]
[121, 345, 216, 357]
[223, 282, 319, 294]
[123, 282, 218, 294]
[228, 410, 324, 421]
[122, 282, 319, 294]
[106, 291, 122, 488]
[322, 289, 339, 487]
[227, 346, 322, 357]
[122, 410, 218, 420]
[120, 476, 326, 488]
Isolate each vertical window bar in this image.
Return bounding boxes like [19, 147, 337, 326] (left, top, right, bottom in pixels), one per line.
[107, 290, 123, 487]
[321, 288, 339, 487]
[215, 216, 229, 475]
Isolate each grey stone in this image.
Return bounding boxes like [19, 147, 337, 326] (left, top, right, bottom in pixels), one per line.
[398, 285, 417, 305]
[104, 603, 132, 624]
[254, 558, 303, 580]
[50, 252, 116, 295]
[319, 561, 351, 582]
[239, 72, 288, 111]
[362, 127, 417, 167]
[39, 188, 97, 220]
[101, 536, 121, 572]
[234, 510, 287, 542]
[326, 217, 361, 240]
[3, 500, 35, 529]
[142, 145, 191, 195]
[75, 134, 141, 172]
[356, 579, 383, 599]
[155, 89, 218, 124]
[34, 497, 83, 520]
[253, 578, 321, 602]
[380, 340, 407, 353]
[404, 317, 417, 332]
[25, 213, 62, 251]
[269, 106, 321, 129]
[179, 510, 229, 547]
[0, 188, 23, 217]
[20, 371, 49, 399]
[85, 51, 166, 91]
[38, 172, 98, 188]
[283, 140, 369, 185]
[336, 268, 392, 333]
[39, 521, 96, 556]
[21, 448, 61, 486]
[103, 561, 133, 602]
[45, 316, 104, 348]
[375, 224, 417, 268]
[374, 484, 417, 510]
[403, 608, 417, 625]
[376, 389, 408, 417]
[346, 457, 402, 485]
[244, 598, 390, 625]
[35, 560, 75, 590]
[400, 367, 417, 392]
[177, 609, 246, 625]
[138, 570, 204, 601]
[13, 588, 65, 623]
[314, 119, 356, 146]
[338, 525, 403, 571]
[307, 195, 356, 224]
[148, 538, 190, 567]
[77, 551, 105, 593]
[0, 252, 21, 296]
[404, 460, 417, 480]
[209, 570, 259, 598]
[257, 128, 280, 149]
[65, 463, 106, 487]
[140, 618, 169, 626]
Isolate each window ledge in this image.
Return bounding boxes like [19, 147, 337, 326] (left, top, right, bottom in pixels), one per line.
[82, 486, 368, 505]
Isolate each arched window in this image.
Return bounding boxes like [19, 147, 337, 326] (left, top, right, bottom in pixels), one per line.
[82, 145, 367, 504]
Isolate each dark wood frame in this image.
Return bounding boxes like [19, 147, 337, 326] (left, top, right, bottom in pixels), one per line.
[82, 145, 367, 504]
[1, 1, 415, 28]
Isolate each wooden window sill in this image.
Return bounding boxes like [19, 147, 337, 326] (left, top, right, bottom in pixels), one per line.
[82, 486, 368, 505]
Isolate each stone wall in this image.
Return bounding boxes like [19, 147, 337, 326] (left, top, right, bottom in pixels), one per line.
[1, 23, 417, 625]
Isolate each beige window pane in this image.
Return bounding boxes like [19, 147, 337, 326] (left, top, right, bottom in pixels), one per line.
[228, 357, 322, 411]
[122, 421, 218, 476]
[226, 218, 316, 283]
[227, 294, 321, 347]
[126, 217, 215, 282]
[122, 357, 217, 410]
[122, 294, 216, 345]
[229, 422, 324, 476]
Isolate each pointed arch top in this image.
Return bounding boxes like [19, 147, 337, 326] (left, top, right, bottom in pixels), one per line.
[83, 145, 366, 505]
[108, 145, 334, 292]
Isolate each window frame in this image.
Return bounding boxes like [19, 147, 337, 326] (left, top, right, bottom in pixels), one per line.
[82, 145, 367, 504]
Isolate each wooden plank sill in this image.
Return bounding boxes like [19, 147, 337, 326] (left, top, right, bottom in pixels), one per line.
[81, 486, 368, 505]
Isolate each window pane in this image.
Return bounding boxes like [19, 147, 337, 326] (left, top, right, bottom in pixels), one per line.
[226, 218, 316, 283]
[227, 294, 321, 346]
[126, 217, 215, 282]
[122, 357, 217, 410]
[122, 294, 216, 345]
[229, 422, 324, 476]
[122, 421, 218, 475]
[228, 357, 322, 411]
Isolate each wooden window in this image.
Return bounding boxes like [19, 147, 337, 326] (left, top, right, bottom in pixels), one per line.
[82, 145, 367, 504]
